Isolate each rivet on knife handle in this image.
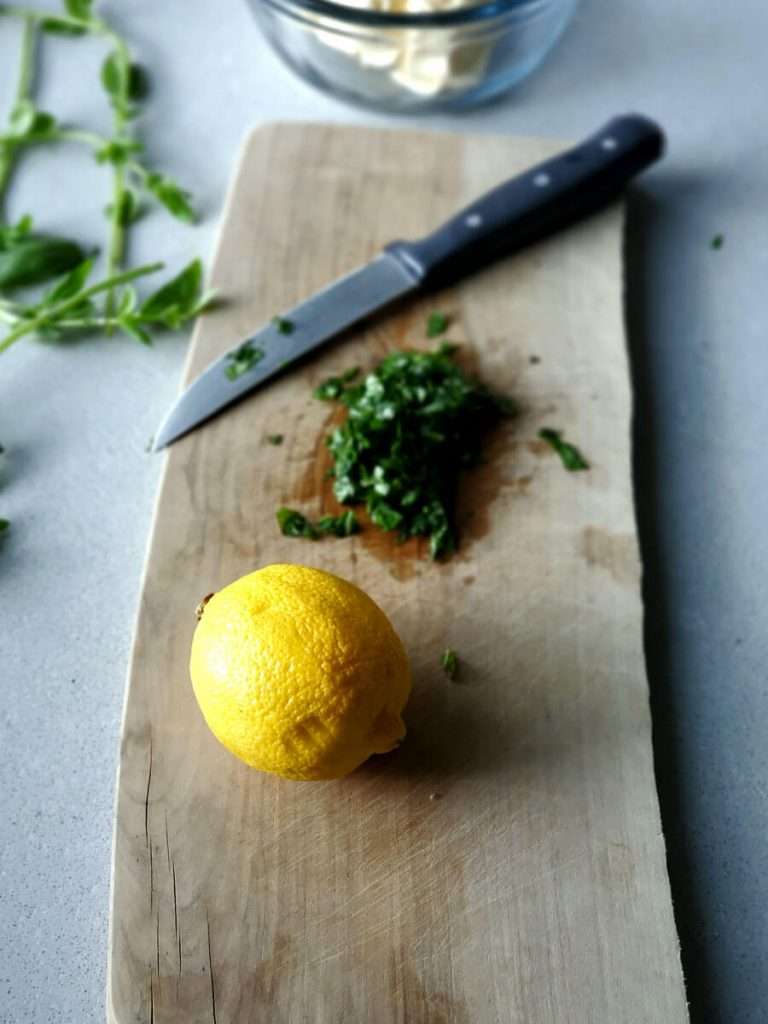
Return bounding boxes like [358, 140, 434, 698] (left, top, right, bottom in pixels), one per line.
[385, 114, 665, 289]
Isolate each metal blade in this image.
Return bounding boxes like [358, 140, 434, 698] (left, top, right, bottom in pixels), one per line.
[152, 254, 418, 450]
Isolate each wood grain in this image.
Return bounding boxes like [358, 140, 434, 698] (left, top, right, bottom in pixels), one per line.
[107, 124, 688, 1023]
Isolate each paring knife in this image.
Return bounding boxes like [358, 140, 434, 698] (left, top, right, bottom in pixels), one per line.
[153, 114, 664, 450]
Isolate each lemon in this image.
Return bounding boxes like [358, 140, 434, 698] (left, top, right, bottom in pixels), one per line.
[190, 564, 411, 780]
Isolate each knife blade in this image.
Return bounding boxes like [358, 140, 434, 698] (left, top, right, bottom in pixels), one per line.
[153, 114, 664, 450]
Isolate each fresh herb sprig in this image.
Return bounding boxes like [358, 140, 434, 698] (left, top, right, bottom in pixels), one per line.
[0, 258, 212, 353]
[315, 344, 513, 559]
[0, 1, 209, 351]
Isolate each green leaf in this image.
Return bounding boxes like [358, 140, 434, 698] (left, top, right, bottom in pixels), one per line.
[225, 340, 264, 381]
[316, 510, 360, 537]
[0, 235, 86, 289]
[276, 507, 319, 540]
[144, 172, 195, 223]
[41, 257, 94, 305]
[0, 215, 33, 250]
[115, 188, 141, 226]
[127, 64, 150, 101]
[426, 311, 449, 338]
[7, 100, 54, 137]
[41, 17, 87, 35]
[100, 50, 124, 97]
[64, 0, 94, 17]
[116, 286, 138, 316]
[538, 428, 589, 471]
[95, 138, 143, 165]
[370, 503, 402, 532]
[0, 519, 9, 536]
[118, 316, 152, 345]
[711, 233, 724, 250]
[139, 259, 202, 327]
[265, 434, 284, 446]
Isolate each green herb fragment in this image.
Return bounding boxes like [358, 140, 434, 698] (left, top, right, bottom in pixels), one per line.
[316, 510, 360, 537]
[711, 233, 724, 250]
[272, 316, 294, 335]
[276, 506, 360, 540]
[317, 345, 512, 559]
[314, 377, 345, 401]
[441, 648, 458, 679]
[225, 341, 264, 381]
[426, 311, 449, 338]
[0, 519, 9, 534]
[276, 507, 319, 540]
[265, 434, 284, 446]
[539, 428, 589, 471]
[313, 366, 359, 401]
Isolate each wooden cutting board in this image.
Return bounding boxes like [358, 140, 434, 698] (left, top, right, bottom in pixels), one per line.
[108, 124, 688, 1024]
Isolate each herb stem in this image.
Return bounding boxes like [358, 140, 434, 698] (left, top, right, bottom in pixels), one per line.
[93, 22, 132, 318]
[0, 260, 163, 353]
[0, 13, 38, 214]
[15, 13, 36, 106]
[0, 4, 70, 23]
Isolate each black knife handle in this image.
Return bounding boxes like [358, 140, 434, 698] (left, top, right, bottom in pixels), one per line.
[385, 114, 664, 290]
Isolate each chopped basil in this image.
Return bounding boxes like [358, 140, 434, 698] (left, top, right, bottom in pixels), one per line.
[265, 434, 284, 446]
[276, 507, 318, 539]
[317, 345, 512, 559]
[317, 510, 360, 537]
[272, 316, 294, 335]
[539, 428, 589, 471]
[225, 340, 264, 380]
[711, 234, 724, 250]
[276, 507, 360, 540]
[426, 311, 449, 338]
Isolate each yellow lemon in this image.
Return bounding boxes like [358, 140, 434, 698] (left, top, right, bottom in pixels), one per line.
[190, 564, 411, 780]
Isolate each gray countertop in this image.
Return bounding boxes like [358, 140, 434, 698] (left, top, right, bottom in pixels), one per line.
[1, 1, 766, 1021]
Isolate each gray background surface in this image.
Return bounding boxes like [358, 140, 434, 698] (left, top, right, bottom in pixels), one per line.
[1, 1, 765, 1021]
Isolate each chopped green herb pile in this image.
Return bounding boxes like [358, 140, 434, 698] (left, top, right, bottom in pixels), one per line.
[426, 311, 449, 338]
[225, 340, 264, 380]
[711, 233, 724, 250]
[316, 344, 513, 559]
[265, 433, 284, 446]
[276, 506, 360, 540]
[441, 648, 458, 679]
[272, 315, 294, 335]
[539, 428, 589, 471]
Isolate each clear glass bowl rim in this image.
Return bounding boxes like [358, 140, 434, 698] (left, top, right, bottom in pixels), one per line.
[259, 0, 552, 29]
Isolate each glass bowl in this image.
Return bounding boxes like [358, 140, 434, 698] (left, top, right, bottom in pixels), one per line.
[248, 0, 579, 113]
